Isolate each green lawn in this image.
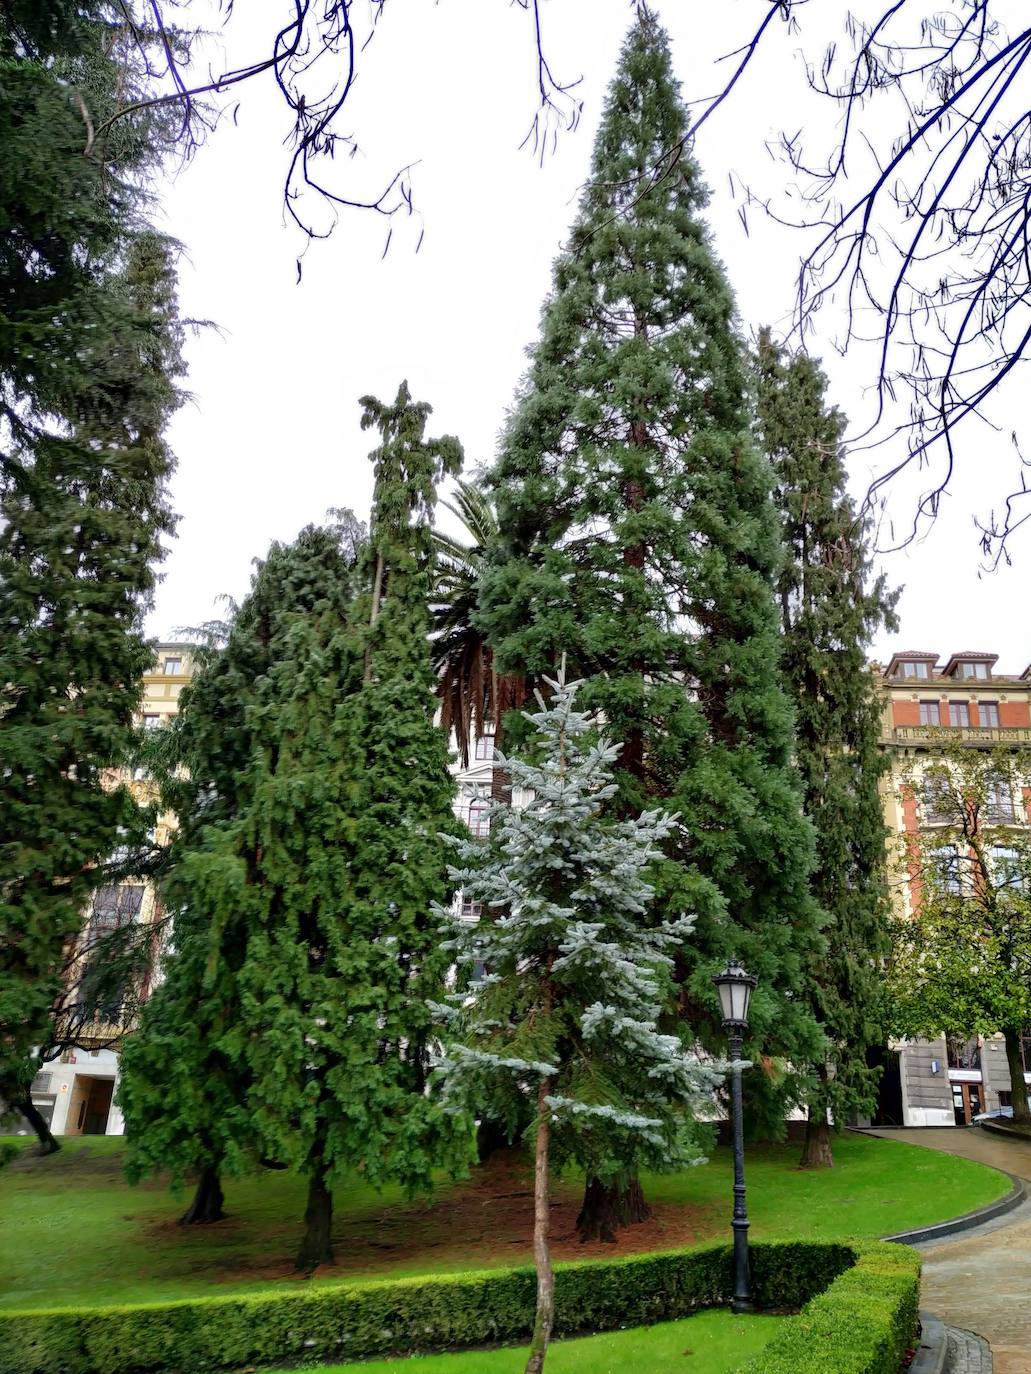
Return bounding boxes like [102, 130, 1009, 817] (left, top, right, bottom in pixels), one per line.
[266, 1311, 783, 1374]
[0, 1130, 1006, 1313]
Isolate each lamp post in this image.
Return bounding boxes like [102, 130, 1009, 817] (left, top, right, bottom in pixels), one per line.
[713, 958, 757, 1315]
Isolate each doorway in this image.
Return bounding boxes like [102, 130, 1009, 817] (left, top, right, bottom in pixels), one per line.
[951, 1081, 983, 1126]
[76, 1078, 114, 1135]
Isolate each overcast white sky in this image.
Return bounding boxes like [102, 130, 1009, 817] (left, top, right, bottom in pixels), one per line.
[152, 0, 1030, 676]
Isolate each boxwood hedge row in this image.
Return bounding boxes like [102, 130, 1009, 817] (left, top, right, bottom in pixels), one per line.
[0, 1239, 917, 1374]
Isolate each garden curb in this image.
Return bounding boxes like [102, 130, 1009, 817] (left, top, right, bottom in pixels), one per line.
[881, 1172, 1026, 1246]
[978, 1118, 1031, 1146]
[909, 1314, 947, 1374]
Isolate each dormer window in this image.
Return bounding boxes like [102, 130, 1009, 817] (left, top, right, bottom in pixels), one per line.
[942, 653, 997, 681]
[901, 661, 930, 679]
[958, 661, 989, 680]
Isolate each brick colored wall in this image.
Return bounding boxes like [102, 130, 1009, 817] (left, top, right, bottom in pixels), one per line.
[1000, 699, 1031, 727]
[892, 700, 920, 727]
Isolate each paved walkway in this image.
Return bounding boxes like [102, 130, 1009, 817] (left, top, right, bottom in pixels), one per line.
[870, 1128, 1031, 1374]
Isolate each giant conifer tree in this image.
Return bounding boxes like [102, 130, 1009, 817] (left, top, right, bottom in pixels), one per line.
[756, 332, 899, 1167]
[234, 385, 466, 1270]
[479, 11, 823, 1236]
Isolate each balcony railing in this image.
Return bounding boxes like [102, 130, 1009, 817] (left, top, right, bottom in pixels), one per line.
[888, 724, 1031, 746]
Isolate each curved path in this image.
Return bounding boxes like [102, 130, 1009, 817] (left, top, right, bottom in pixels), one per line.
[871, 1128, 1031, 1374]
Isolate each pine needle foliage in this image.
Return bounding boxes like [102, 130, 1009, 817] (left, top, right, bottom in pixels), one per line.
[756, 332, 899, 1162]
[120, 523, 366, 1216]
[232, 386, 466, 1269]
[435, 672, 717, 1372]
[479, 14, 823, 1086]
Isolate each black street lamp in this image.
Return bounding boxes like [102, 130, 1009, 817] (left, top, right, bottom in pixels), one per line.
[713, 958, 758, 1315]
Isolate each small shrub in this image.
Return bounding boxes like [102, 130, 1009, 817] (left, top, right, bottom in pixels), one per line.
[0, 1239, 916, 1374]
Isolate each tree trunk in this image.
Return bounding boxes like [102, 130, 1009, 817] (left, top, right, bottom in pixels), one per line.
[295, 1157, 334, 1272]
[19, 1096, 59, 1156]
[575, 1174, 651, 1244]
[490, 674, 526, 806]
[799, 1115, 834, 1168]
[800, 1064, 834, 1168]
[179, 1165, 225, 1224]
[1002, 1026, 1031, 1125]
[524, 1079, 554, 1374]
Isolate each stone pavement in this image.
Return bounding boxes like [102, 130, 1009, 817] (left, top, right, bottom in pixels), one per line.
[869, 1128, 1031, 1374]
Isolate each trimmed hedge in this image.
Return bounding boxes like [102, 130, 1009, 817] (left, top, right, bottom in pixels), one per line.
[741, 1243, 922, 1374]
[0, 1240, 914, 1374]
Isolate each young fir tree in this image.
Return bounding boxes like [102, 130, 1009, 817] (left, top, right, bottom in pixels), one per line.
[478, 11, 823, 1233]
[436, 673, 716, 1374]
[755, 332, 899, 1166]
[120, 520, 367, 1222]
[234, 385, 466, 1271]
[0, 226, 183, 1150]
[889, 747, 1031, 1125]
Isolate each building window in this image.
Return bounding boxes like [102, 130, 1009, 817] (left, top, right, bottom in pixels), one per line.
[946, 1035, 981, 1071]
[993, 846, 1024, 891]
[143, 713, 161, 730]
[901, 661, 931, 679]
[980, 702, 1000, 728]
[163, 656, 182, 675]
[948, 702, 970, 727]
[986, 776, 1015, 823]
[474, 731, 496, 762]
[923, 779, 953, 825]
[89, 885, 145, 932]
[919, 701, 941, 726]
[460, 897, 482, 921]
[932, 845, 962, 895]
[959, 662, 990, 680]
[467, 799, 490, 839]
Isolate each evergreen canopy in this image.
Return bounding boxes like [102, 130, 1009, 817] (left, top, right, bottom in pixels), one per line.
[479, 13, 823, 1078]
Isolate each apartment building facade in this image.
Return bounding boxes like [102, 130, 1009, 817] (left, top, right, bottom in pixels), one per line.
[28, 645, 197, 1138]
[878, 648, 1031, 1127]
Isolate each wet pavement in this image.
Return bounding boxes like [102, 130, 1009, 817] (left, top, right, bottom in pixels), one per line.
[869, 1128, 1031, 1374]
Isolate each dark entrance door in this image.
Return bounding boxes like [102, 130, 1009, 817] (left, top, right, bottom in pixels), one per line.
[951, 1081, 983, 1126]
[80, 1078, 114, 1135]
[867, 1047, 904, 1127]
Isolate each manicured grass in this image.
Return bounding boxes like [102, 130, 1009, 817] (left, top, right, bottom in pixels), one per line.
[265, 1311, 784, 1374]
[0, 1130, 1005, 1313]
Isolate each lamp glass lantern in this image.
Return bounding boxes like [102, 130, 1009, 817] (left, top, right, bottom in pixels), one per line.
[713, 958, 757, 1031]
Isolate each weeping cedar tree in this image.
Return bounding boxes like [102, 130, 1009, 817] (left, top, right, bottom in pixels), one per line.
[889, 747, 1031, 1126]
[435, 674, 717, 1374]
[755, 333, 899, 1167]
[119, 519, 366, 1223]
[231, 384, 467, 1271]
[0, 226, 183, 1151]
[479, 12, 823, 1235]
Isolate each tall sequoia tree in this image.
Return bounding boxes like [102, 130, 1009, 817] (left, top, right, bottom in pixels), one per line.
[120, 519, 367, 1223]
[756, 331, 899, 1167]
[235, 385, 467, 1271]
[479, 12, 824, 1239]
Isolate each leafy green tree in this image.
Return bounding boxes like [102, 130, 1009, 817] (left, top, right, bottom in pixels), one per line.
[436, 672, 716, 1373]
[756, 331, 899, 1166]
[479, 11, 822, 1233]
[231, 385, 466, 1270]
[889, 746, 1031, 1125]
[0, 218, 184, 1149]
[120, 521, 366, 1222]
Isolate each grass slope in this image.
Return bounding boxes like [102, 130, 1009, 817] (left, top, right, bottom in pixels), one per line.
[266, 1311, 784, 1374]
[0, 1131, 1005, 1313]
